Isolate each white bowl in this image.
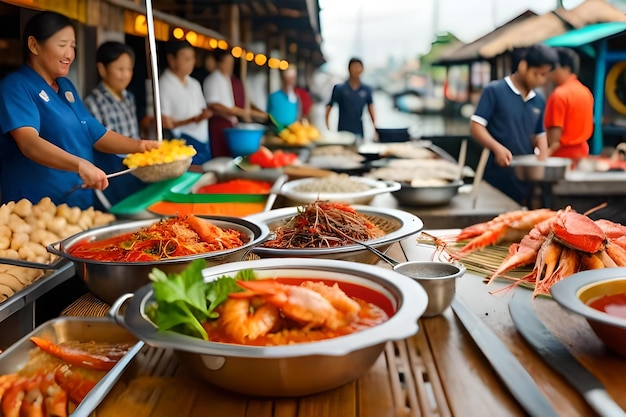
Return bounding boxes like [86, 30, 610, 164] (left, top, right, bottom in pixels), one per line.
[280, 176, 400, 205]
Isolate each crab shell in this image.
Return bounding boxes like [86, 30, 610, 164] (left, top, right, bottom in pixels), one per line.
[552, 211, 607, 253]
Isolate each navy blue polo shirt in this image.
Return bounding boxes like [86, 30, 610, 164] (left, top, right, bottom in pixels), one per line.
[327, 82, 373, 136]
[472, 77, 546, 204]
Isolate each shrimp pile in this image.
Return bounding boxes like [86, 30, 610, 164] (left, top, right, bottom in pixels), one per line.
[0, 338, 133, 416]
[263, 200, 385, 249]
[68, 214, 247, 262]
[450, 207, 626, 297]
[203, 279, 388, 345]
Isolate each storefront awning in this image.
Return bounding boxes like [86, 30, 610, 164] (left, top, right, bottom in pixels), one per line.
[544, 21, 626, 47]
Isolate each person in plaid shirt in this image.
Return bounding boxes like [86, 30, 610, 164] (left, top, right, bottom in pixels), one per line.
[84, 41, 146, 207]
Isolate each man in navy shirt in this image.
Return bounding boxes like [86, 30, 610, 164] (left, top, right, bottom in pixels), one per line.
[470, 44, 558, 205]
[325, 58, 376, 142]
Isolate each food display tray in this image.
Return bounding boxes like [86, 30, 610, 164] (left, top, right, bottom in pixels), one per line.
[0, 261, 74, 323]
[167, 170, 287, 203]
[0, 316, 144, 416]
[109, 171, 287, 218]
[108, 172, 202, 218]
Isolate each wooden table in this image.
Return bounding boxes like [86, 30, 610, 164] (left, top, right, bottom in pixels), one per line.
[63, 241, 626, 417]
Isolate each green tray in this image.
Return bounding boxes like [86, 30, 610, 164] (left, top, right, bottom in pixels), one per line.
[165, 175, 269, 204]
[109, 172, 202, 217]
[109, 171, 284, 217]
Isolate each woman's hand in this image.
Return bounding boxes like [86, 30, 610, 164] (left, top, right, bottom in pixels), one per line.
[137, 139, 161, 153]
[77, 160, 109, 190]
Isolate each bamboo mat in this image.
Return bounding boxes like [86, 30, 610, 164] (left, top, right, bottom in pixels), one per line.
[92, 332, 448, 417]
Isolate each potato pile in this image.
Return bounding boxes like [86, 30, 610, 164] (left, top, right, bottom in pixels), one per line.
[0, 197, 115, 264]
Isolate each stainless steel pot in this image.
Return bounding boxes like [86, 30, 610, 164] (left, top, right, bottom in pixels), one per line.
[510, 155, 571, 182]
[109, 258, 428, 396]
[47, 216, 270, 304]
[391, 179, 464, 206]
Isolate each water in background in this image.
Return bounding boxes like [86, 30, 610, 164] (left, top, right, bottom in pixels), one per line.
[311, 90, 469, 142]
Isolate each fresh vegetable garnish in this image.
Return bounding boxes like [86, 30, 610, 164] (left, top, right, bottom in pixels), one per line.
[147, 259, 257, 340]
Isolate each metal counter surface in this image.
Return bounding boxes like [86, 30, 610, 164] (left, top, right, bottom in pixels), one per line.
[369, 182, 521, 229]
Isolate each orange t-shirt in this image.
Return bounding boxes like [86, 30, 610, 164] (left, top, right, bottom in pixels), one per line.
[544, 75, 594, 158]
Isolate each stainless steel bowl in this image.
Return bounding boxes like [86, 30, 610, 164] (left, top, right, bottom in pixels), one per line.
[392, 179, 463, 206]
[48, 216, 269, 304]
[245, 205, 423, 264]
[510, 155, 571, 182]
[393, 261, 466, 317]
[110, 258, 428, 396]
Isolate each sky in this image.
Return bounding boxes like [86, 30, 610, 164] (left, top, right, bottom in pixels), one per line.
[318, 0, 567, 74]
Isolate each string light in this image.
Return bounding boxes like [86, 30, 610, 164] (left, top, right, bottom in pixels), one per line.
[172, 27, 184, 39]
[185, 31, 197, 44]
[217, 40, 229, 50]
[254, 54, 267, 66]
[279, 60, 290, 70]
[231, 46, 243, 58]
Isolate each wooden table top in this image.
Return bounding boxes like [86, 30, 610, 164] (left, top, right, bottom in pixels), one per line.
[63, 241, 626, 417]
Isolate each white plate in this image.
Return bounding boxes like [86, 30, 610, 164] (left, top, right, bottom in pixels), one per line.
[280, 176, 400, 204]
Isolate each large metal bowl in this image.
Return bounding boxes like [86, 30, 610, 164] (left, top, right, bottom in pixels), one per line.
[47, 216, 269, 304]
[510, 155, 571, 182]
[392, 179, 464, 206]
[551, 268, 626, 357]
[245, 205, 423, 264]
[110, 258, 428, 396]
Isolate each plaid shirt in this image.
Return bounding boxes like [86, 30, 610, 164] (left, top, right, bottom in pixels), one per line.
[83, 83, 140, 138]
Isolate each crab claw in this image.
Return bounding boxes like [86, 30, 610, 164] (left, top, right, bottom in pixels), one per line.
[552, 211, 606, 253]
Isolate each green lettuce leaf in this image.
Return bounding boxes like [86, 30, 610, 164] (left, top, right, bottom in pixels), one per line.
[147, 262, 258, 340]
[206, 269, 257, 319]
[148, 259, 209, 340]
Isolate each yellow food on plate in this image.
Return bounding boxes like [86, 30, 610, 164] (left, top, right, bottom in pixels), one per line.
[123, 139, 197, 169]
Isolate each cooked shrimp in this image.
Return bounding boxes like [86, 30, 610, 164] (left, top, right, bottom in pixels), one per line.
[232, 280, 357, 330]
[220, 298, 280, 342]
[300, 281, 361, 324]
[453, 208, 556, 259]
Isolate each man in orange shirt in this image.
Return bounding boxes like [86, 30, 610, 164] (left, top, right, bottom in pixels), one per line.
[545, 48, 594, 160]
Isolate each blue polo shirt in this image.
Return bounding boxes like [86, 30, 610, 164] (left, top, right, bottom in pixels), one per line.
[327, 81, 373, 136]
[471, 77, 545, 204]
[0, 65, 106, 209]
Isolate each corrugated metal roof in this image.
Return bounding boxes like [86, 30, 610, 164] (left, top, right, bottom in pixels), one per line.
[544, 21, 626, 47]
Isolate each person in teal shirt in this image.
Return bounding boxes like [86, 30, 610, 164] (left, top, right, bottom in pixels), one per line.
[267, 68, 299, 127]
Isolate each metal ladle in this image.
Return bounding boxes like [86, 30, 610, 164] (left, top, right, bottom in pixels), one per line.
[341, 235, 400, 267]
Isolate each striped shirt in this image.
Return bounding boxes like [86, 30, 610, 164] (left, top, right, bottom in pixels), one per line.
[84, 83, 140, 138]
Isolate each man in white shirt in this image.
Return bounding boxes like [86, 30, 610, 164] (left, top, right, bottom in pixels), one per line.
[203, 50, 266, 157]
[159, 40, 212, 165]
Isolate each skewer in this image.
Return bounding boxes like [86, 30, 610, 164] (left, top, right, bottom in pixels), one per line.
[145, 0, 163, 142]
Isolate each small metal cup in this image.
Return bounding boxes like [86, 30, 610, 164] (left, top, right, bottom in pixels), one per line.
[393, 261, 466, 317]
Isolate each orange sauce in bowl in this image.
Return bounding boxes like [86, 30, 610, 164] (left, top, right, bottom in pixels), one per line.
[588, 293, 626, 319]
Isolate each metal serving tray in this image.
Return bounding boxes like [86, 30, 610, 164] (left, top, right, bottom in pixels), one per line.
[0, 316, 144, 417]
[0, 261, 73, 323]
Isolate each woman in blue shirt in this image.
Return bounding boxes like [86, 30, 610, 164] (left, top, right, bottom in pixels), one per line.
[0, 11, 158, 209]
